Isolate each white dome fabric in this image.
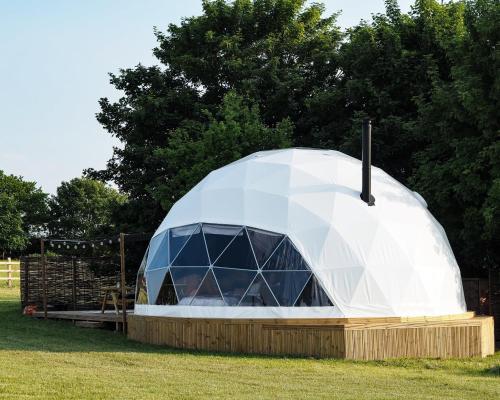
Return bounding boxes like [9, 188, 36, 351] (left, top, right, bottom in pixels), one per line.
[136, 148, 466, 319]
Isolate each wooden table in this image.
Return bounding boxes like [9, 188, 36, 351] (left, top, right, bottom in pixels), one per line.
[101, 286, 134, 314]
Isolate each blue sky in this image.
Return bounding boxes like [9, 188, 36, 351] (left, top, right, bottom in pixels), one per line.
[0, 0, 415, 194]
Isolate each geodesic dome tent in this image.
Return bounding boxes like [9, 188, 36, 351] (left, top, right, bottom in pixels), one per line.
[134, 148, 466, 319]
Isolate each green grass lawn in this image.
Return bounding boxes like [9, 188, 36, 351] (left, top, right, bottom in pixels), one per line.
[0, 287, 498, 399]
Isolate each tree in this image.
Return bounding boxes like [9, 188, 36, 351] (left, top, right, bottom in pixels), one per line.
[48, 178, 127, 239]
[89, 0, 342, 231]
[87, 67, 203, 232]
[305, 0, 468, 182]
[409, 0, 500, 274]
[152, 91, 292, 210]
[0, 193, 26, 254]
[0, 171, 48, 254]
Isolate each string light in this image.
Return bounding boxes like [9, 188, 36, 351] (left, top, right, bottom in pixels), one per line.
[43, 236, 133, 252]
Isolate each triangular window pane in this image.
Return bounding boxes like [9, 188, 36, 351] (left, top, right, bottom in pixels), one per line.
[239, 274, 278, 306]
[213, 268, 257, 306]
[135, 247, 149, 304]
[169, 224, 198, 264]
[170, 267, 208, 305]
[138, 246, 149, 274]
[202, 224, 242, 264]
[191, 270, 225, 306]
[263, 238, 309, 270]
[172, 225, 209, 266]
[136, 272, 148, 304]
[145, 267, 169, 305]
[262, 271, 311, 306]
[156, 270, 178, 305]
[214, 228, 257, 269]
[247, 227, 284, 267]
[146, 232, 169, 271]
[295, 275, 333, 307]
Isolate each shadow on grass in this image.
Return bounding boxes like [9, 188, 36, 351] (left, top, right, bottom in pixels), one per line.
[0, 294, 309, 362]
[366, 358, 500, 378]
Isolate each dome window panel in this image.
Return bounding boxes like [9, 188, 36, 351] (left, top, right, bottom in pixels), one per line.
[137, 225, 327, 308]
[135, 270, 148, 304]
[155, 270, 178, 305]
[170, 267, 208, 305]
[146, 232, 169, 271]
[213, 267, 257, 306]
[135, 247, 149, 304]
[246, 227, 284, 267]
[294, 275, 333, 307]
[239, 274, 278, 306]
[169, 224, 198, 264]
[263, 238, 309, 271]
[171, 225, 210, 266]
[146, 267, 170, 305]
[262, 271, 311, 306]
[202, 224, 242, 264]
[191, 269, 225, 306]
[214, 228, 258, 269]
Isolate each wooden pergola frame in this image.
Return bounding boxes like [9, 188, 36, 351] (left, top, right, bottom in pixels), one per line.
[38, 232, 150, 333]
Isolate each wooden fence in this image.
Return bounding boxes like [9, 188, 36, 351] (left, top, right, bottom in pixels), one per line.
[0, 258, 20, 288]
[20, 255, 133, 311]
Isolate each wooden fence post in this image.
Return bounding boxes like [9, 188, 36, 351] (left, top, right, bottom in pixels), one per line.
[41, 239, 47, 319]
[7, 257, 12, 288]
[24, 258, 30, 308]
[119, 233, 127, 333]
[72, 256, 77, 311]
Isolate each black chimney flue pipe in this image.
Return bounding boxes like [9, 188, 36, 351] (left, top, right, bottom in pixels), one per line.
[361, 118, 375, 206]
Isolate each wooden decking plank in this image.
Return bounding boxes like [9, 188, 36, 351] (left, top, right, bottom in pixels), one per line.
[31, 310, 134, 323]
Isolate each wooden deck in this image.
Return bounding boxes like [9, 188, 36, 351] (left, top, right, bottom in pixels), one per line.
[128, 313, 495, 360]
[31, 310, 133, 323]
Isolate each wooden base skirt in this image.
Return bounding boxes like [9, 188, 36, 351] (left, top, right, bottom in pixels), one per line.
[127, 312, 494, 360]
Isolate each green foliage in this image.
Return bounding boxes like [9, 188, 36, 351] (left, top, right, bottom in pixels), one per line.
[48, 178, 127, 239]
[90, 0, 341, 231]
[409, 0, 500, 272]
[0, 171, 48, 252]
[0, 193, 26, 251]
[94, 0, 499, 273]
[152, 92, 292, 210]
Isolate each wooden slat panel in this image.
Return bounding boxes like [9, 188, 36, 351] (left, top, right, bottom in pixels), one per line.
[127, 314, 493, 360]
